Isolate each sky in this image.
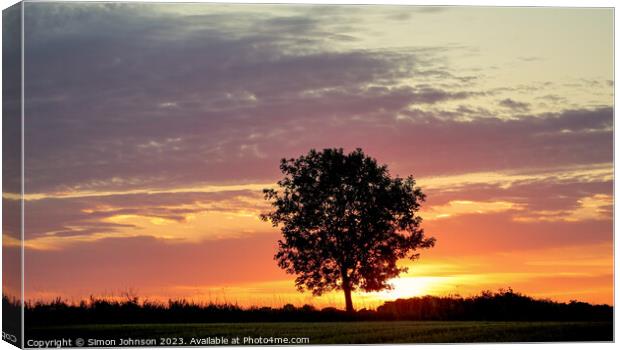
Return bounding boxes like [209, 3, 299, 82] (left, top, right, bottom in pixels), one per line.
[2, 2, 613, 308]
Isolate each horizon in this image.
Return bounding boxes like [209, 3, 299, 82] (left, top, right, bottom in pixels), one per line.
[7, 287, 614, 310]
[2, 3, 613, 309]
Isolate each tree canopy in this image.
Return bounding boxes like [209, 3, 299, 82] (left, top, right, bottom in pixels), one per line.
[261, 148, 435, 312]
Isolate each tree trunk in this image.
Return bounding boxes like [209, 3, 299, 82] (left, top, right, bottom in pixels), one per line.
[343, 282, 354, 313]
[341, 264, 354, 313]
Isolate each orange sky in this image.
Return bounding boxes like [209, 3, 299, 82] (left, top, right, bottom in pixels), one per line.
[2, 3, 613, 309]
[12, 166, 614, 307]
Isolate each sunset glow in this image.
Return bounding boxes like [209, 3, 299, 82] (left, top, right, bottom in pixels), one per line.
[3, 2, 612, 309]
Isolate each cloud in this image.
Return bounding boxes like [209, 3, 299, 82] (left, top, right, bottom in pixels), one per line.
[20, 159, 612, 251]
[23, 2, 604, 195]
[23, 3, 479, 194]
[14, 2, 613, 309]
[22, 189, 269, 245]
[423, 200, 523, 220]
[537, 94, 567, 104]
[420, 175, 612, 224]
[420, 164, 612, 227]
[421, 162, 611, 194]
[19, 3, 612, 197]
[498, 98, 531, 112]
[513, 194, 612, 223]
[17, 3, 614, 256]
[22, 93, 612, 196]
[3, 4, 22, 196]
[2, 197, 21, 240]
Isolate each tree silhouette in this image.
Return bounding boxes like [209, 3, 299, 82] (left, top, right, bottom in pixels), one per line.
[261, 148, 435, 313]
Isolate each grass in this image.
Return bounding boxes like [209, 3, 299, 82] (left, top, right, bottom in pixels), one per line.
[27, 321, 613, 345]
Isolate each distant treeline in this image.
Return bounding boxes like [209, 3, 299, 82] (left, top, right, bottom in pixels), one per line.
[7, 288, 611, 326]
[375, 289, 612, 322]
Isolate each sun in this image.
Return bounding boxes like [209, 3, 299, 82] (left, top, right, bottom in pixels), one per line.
[371, 277, 447, 301]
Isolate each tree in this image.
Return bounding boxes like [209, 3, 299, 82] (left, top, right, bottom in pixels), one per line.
[261, 148, 435, 313]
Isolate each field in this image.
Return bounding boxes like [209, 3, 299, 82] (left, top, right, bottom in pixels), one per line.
[26, 321, 613, 346]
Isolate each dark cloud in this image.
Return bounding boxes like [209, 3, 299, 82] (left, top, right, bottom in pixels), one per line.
[2, 198, 20, 240]
[2, 2, 22, 195]
[21, 2, 480, 194]
[349, 107, 612, 179]
[499, 98, 531, 112]
[537, 94, 567, 104]
[20, 2, 612, 198]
